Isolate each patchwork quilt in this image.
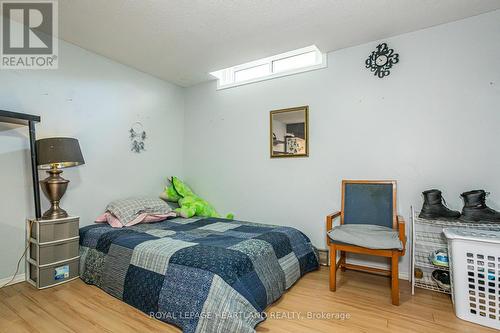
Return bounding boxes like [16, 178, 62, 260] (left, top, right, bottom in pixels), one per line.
[79, 217, 319, 333]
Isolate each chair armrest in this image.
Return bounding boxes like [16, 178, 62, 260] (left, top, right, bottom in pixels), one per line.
[397, 215, 406, 255]
[326, 211, 341, 245]
[326, 211, 341, 231]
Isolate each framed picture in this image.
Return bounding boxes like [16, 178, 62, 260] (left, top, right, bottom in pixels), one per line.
[270, 106, 309, 158]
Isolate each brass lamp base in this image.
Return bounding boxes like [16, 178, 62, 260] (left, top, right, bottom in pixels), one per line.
[40, 167, 69, 220]
[42, 204, 68, 220]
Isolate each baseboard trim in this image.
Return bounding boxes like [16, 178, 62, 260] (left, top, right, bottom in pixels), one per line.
[0, 273, 26, 287]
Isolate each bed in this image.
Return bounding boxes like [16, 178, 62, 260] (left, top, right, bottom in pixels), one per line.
[79, 217, 319, 333]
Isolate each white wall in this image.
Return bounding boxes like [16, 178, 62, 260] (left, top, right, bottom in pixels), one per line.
[183, 10, 500, 277]
[1, 9, 499, 282]
[273, 120, 286, 141]
[0, 41, 185, 280]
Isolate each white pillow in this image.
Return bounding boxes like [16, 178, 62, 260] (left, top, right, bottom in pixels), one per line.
[106, 197, 172, 225]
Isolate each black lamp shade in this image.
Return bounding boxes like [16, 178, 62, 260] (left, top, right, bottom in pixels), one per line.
[36, 137, 85, 169]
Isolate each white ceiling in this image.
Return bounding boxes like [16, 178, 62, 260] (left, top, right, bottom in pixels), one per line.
[273, 110, 306, 125]
[59, 0, 500, 87]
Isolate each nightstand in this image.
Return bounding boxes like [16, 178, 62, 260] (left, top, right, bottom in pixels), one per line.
[26, 216, 80, 289]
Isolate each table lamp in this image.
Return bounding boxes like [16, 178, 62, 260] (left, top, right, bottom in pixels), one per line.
[36, 137, 85, 219]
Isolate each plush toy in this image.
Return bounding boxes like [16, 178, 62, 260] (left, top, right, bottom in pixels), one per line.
[163, 176, 234, 219]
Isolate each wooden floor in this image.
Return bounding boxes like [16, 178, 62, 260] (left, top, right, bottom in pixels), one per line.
[0, 267, 495, 333]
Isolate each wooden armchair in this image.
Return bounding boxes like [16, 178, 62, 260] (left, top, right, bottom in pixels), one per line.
[326, 180, 406, 305]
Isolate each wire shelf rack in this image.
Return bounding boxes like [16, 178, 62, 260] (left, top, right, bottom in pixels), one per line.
[414, 269, 451, 294]
[410, 207, 500, 296]
[415, 230, 447, 245]
[414, 250, 449, 271]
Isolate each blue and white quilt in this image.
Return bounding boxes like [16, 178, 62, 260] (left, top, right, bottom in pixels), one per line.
[79, 217, 319, 333]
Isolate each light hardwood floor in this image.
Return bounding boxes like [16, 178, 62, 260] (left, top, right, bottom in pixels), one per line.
[0, 267, 495, 333]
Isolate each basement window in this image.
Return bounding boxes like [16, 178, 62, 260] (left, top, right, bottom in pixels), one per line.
[234, 63, 270, 82]
[210, 45, 327, 89]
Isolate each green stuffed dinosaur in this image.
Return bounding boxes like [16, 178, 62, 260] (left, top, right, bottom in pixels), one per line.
[163, 176, 234, 219]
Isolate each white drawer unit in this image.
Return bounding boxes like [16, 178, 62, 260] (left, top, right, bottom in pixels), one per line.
[26, 216, 80, 289]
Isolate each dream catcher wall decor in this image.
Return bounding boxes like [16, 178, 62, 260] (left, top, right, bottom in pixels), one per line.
[365, 43, 399, 78]
[129, 122, 147, 153]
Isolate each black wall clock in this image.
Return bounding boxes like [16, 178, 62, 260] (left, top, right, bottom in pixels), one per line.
[365, 43, 399, 78]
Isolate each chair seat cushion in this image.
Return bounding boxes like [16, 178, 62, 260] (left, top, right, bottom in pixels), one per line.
[327, 224, 403, 250]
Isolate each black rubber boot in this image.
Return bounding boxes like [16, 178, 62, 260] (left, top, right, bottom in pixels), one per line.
[419, 189, 461, 220]
[460, 190, 500, 223]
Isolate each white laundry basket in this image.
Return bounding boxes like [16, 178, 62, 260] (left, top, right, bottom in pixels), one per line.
[443, 228, 500, 330]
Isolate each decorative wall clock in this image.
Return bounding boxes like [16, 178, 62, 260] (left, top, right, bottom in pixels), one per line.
[365, 43, 399, 78]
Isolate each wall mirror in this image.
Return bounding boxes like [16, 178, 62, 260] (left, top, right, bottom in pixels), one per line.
[270, 106, 309, 158]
